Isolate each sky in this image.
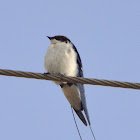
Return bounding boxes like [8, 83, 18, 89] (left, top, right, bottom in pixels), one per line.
[0, 0, 140, 140]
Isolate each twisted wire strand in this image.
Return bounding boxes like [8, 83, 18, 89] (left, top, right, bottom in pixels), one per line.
[0, 69, 140, 90]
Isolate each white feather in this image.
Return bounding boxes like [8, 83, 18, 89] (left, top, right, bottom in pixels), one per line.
[62, 84, 81, 110]
[44, 40, 78, 85]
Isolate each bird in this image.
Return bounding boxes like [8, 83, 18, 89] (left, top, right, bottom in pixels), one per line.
[44, 35, 91, 126]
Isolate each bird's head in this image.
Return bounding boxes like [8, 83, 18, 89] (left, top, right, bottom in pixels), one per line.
[47, 35, 71, 44]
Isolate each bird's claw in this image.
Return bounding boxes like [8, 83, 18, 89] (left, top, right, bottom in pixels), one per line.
[44, 72, 50, 76]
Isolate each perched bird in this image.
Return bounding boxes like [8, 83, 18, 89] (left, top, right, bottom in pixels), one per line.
[44, 35, 90, 126]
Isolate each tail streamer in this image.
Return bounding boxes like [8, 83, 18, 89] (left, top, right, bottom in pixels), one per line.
[71, 107, 82, 140]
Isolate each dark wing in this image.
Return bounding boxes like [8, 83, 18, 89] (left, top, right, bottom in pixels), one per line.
[72, 44, 83, 77]
[72, 44, 91, 125]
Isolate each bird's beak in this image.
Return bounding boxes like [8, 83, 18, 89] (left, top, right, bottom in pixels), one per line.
[46, 36, 52, 40]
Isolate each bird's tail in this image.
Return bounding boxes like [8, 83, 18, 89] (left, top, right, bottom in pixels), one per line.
[74, 109, 87, 126]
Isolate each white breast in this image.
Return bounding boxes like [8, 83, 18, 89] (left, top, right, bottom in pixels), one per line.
[44, 42, 78, 84]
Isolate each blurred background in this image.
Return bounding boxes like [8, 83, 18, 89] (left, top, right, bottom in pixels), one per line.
[0, 0, 140, 140]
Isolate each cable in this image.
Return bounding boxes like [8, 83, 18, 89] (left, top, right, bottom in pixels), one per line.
[0, 69, 140, 90]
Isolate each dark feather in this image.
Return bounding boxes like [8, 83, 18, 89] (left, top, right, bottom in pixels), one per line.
[74, 109, 87, 126]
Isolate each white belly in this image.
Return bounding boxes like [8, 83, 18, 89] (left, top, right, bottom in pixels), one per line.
[44, 43, 78, 84]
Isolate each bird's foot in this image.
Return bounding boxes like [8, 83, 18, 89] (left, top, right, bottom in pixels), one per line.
[58, 73, 65, 76]
[44, 72, 50, 76]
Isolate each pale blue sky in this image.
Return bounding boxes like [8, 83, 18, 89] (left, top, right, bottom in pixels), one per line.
[0, 0, 140, 140]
